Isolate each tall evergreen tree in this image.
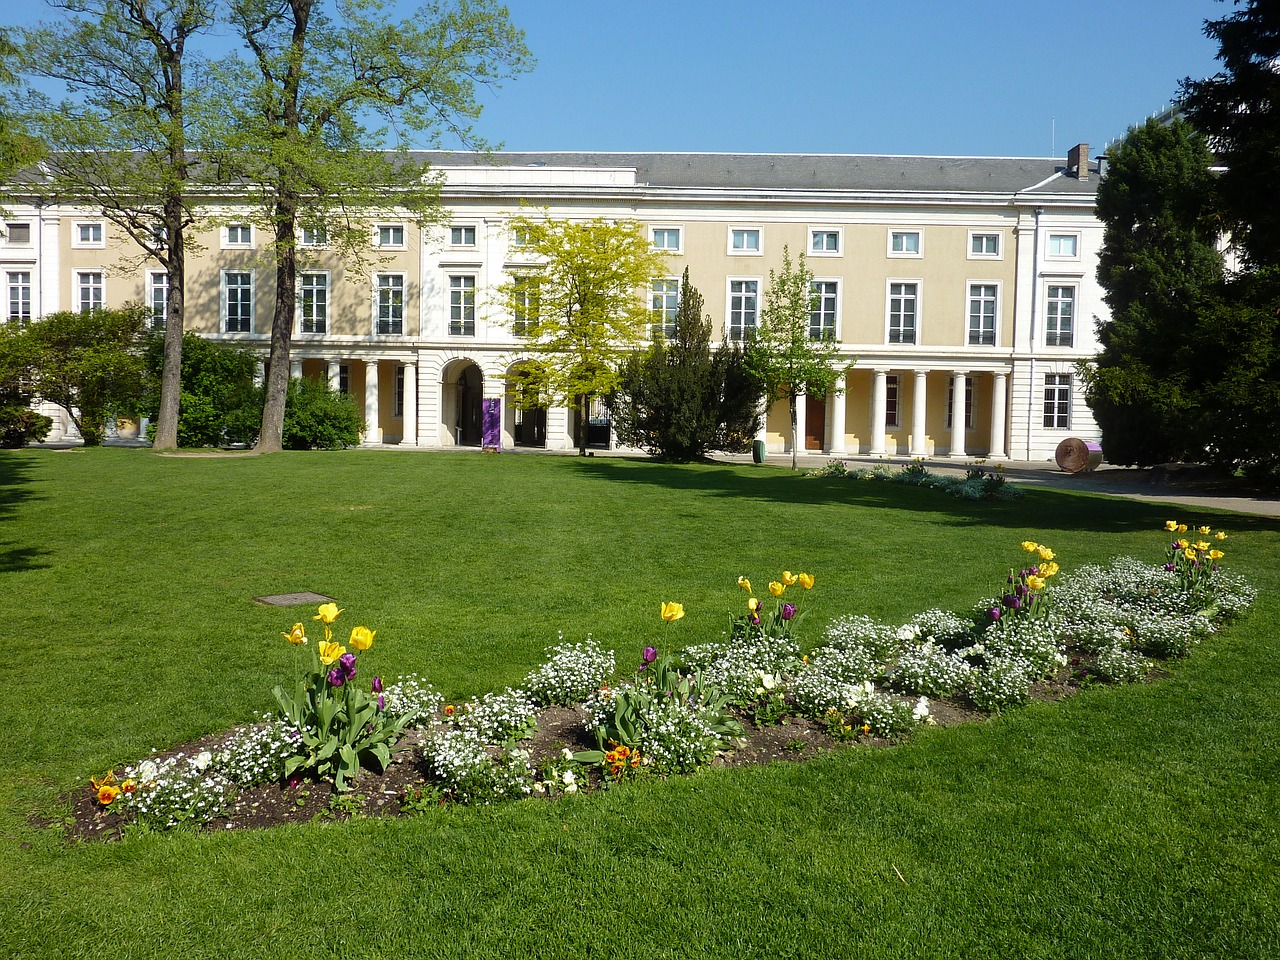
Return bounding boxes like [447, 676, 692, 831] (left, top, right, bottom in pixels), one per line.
[610, 268, 761, 461]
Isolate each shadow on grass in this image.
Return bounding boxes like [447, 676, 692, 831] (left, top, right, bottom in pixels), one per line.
[568, 456, 1280, 536]
[0, 452, 50, 572]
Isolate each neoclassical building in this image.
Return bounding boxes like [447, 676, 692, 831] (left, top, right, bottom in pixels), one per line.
[3, 145, 1105, 459]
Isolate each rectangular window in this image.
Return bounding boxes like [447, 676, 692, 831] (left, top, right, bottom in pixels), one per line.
[225, 224, 252, 246]
[6, 270, 31, 321]
[728, 279, 758, 340]
[888, 282, 917, 344]
[1048, 233, 1079, 258]
[74, 222, 104, 247]
[512, 275, 538, 336]
[1044, 374, 1072, 428]
[5, 223, 31, 245]
[450, 225, 476, 246]
[651, 278, 679, 339]
[886, 374, 900, 427]
[889, 230, 921, 256]
[376, 224, 405, 248]
[300, 272, 328, 334]
[394, 366, 405, 418]
[147, 271, 169, 330]
[969, 233, 1000, 257]
[449, 274, 476, 336]
[730, 228, 761, 254]
[301, 225, 327, 247]
[809, 280, 837, 340]
[946, 378, 975, 429]
[810, 229, 841, 254]
[1046, 285, 1075, 346]
[651, 227, 682, 251]
[968, 283, 997, 345]
[376, 274, 404, 334]
[338, 364, 350, 395]
[224, 271, 252, 332]
[76, 271, 104, 313]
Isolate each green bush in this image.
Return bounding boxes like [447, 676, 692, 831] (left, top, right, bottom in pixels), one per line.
[0, 402, 52, 448]
[143, 333, 259, 447]
[281, 377, 364, 450]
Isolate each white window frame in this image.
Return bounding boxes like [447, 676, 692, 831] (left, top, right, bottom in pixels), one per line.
[888, 229, 922, 258]
[298, 271, 329, 335]
[651, 277, 679, 339]
[728, 227, 762, 256]
[1045, 283, 1076, 347]
[946, 377, 975, 429]
[886, 279, 920, 344]
[511, 273, 539, 337]
[374, 272, 405, 335]
[6, 269, 32, 322]
[223, 224, 253, 248]
[967, 281, 1000, 346]
[394, 366, 405, 418]
[885, 374, 900, 428]
[147, 270, 169, 330]
[222, 270, 253, 333]
[375, 223, 406, 249]
[449, 224, 478, 247]
[1046, 233, 1080, 259]
[727, 277, 759, 341]
[73, 221, 105, 249]
[651, 226, 683, 253]
[809, 227, 842, 257]
[1043, 373, 1072, 429]
[3, 222, 32, 246]
[75, 270, 104, 314]
[968, 231, 1002, 259]
[300, 224, 328, 248]
[448, 273, 476, 336]
[809, 279, 839, 340]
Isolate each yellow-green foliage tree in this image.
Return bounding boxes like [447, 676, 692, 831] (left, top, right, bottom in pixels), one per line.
[495, 214, 671, 455]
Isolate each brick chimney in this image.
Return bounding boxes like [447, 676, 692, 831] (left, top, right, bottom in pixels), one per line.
[1067, 142, 1089, 181]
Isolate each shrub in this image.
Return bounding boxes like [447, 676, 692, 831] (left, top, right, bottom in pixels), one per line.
[0, 402, 52, 447]
[281, 377, 363, 450]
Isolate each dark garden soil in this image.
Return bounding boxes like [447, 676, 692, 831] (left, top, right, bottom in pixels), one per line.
[54, 663, 1105, 843]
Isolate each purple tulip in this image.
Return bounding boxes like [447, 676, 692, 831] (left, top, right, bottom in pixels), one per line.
[328, 667, 346, 688]
[377, 694, 386, 712]
[339, 652, 358, 680]
[750, 614, 761, 626]
[1011, 597, 1022, 610]
[781, 602, 796, 621]
[372, 675, 383, 694]
[1002, 593, 1016, 607]
[989, 607, 1001, 621]
[642, 646, 657, 664]
[1164, 562, 1176, 572]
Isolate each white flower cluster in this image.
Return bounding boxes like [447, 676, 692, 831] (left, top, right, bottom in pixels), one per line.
[1095, 645, 1150, 684]
[906, 609, 975, 647]
[581, 683, 621, 734]
[523, 637, 616, 707]
[122, 752, 233, 828]
[214, 716, 303, 787]
[421, 728, 532, 804]
[823, 615, 903, 662]
[455, 687, 539, 743]
[683, 633, 801, 702]
[788, 669, 876, 717]
[891, 641, 973, 698]
[966, 656, 1036, 712]
[860, 692, 925, 738]
[382, 674, 443, 726]
[981, 618, 1068, 678]
[634, 696, 721, 774]
[807, 644, 882, 686]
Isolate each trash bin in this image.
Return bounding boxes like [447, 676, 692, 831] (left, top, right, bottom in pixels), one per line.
[752, 439, 766, 464]
[1055, 438, 1103, 473]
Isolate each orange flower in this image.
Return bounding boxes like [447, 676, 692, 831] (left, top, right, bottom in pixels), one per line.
[97, 784, 121, 805]
[121, 779, 137, 795]
[443, 704, 455, 717]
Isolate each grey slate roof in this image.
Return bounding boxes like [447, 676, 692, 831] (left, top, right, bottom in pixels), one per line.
[412, 150, 1099, 197]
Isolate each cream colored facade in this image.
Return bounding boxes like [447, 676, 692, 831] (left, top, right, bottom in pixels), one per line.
[3, 149, 1106, 459]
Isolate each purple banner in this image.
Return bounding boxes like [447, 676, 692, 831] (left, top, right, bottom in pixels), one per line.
[482, 398, 502, 450]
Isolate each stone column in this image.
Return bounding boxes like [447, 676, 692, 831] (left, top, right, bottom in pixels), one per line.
[401, 363, 418, 446]
[870, 369, 888, 456]
[828, 387, 847, 456]
[949, 371, 968, 458]
[910, 370, 929, 457]
[363, 360, 381, 445]
[327, 361, 341, 392]
[290, 360, 302, 380]
[990, 371, 1009, 459]
[794, 392, 807, 455]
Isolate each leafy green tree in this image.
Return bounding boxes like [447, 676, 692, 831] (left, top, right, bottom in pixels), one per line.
[1080, 118, 1225, 466]
[745, 246, 851, 470]
[7, 305, 148, 445]
[1180, 0, 1280, 270]
[0, 31, 43, 193]
[0, 325, 51, 447]
[141, 331, 258, 447]
[214, 0, 532, 453]
[610, 268, 761, 461]
[14, 1, 218, 451]
[494, 214, 671, 456]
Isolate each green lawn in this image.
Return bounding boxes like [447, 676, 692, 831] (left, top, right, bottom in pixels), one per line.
[2, 448, 1277, 959]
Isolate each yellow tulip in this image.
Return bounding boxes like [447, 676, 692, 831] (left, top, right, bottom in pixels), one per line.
[1177, 539, 1189, 549]
[1209, 549, 1224, 561]
[313, 602, 342, 625]
[798, 572, 815, 590]
[349, 626, 375, 651]
[1040, 561, 1059, 577]
[1198, 526, 1212, 536]
[768, 581, 785, 597]
[1021, 540, 1039, 553]
[1026, 574, 1045, 591]
[660, 601, 685, 623]
[1036, 545, 1055, 561]
[781, 571, 798, 586]
[1194, 541, 1210, 552]
[737, 576, 752, 593]
[1215, 531, 1227, 541]
[1164, 520, 1179, 532]
[1176, 523, 1188, 533]
[282, 622, 307, 646]
[318, 641, 345, 666]
[1183, 548, 1196, 561]
[747, 597, 760, 613]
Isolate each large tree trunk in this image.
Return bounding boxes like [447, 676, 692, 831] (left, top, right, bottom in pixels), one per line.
[254, 200, 298, 453]
[578, 393, 590, 456]
[151, 203, 186, 451]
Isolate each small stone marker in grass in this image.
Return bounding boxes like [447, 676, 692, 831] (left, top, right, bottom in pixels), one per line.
[253, 592, 335, 607]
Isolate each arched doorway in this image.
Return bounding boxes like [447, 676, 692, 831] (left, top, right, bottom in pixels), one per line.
[505, 363, 547, 448]
[441, 359, 483, 447]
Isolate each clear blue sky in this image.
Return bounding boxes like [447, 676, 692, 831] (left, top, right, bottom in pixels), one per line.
[4, 0, 1227, 159]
